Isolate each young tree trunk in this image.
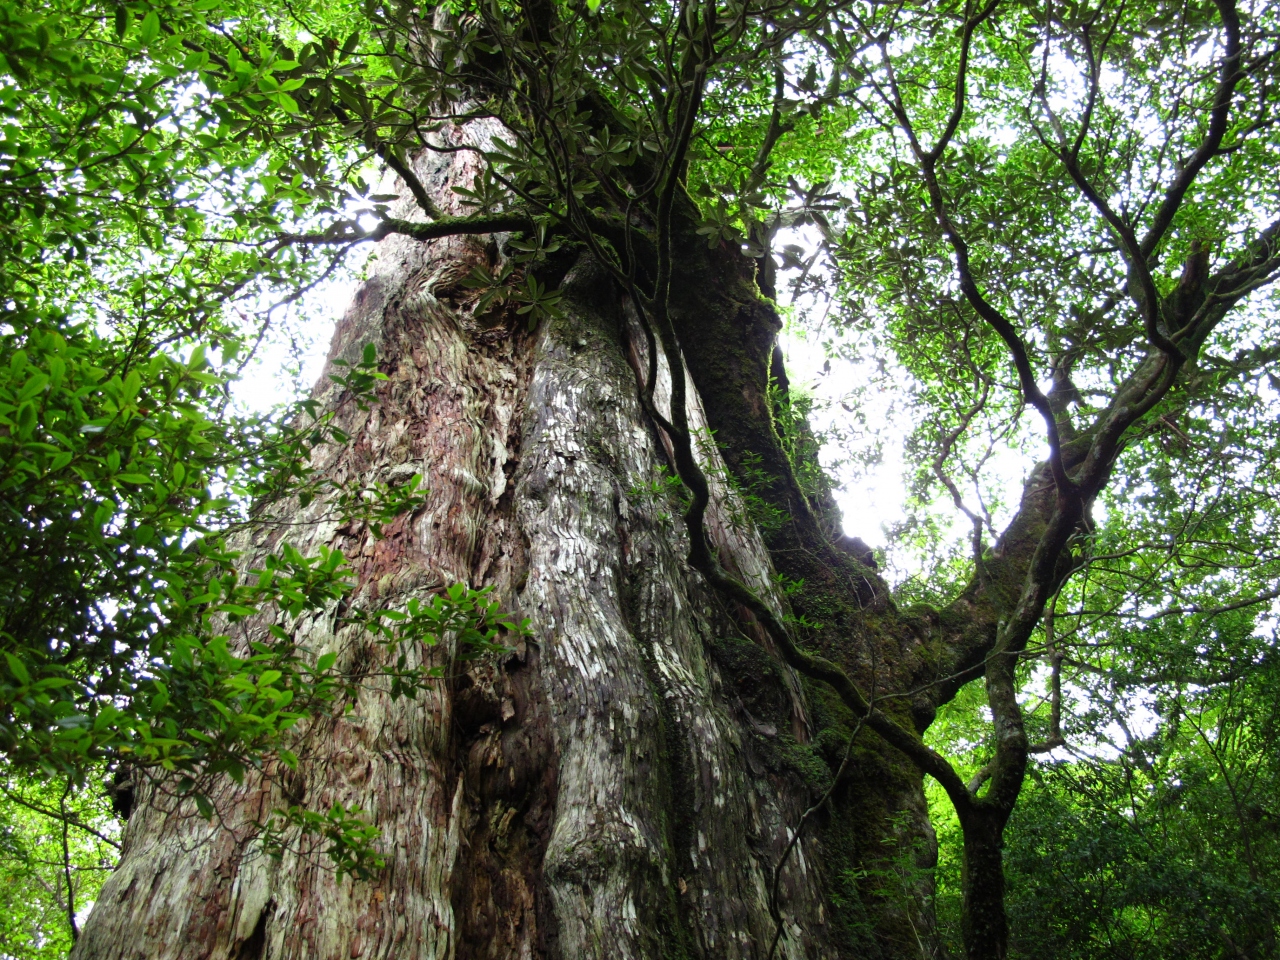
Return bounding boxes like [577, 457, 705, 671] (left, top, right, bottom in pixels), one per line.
[73, 129, 943, 960]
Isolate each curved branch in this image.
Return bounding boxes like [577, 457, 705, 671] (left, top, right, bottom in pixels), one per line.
[1139, 0, 1243, 259]
[325, 100, 446, 221]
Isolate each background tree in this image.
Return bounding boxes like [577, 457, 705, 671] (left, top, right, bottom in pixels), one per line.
[0, 773, 118, 956]
[1, 0, 1277, 957]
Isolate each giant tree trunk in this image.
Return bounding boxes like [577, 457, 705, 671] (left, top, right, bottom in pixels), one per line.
[74, 128, 939, 960]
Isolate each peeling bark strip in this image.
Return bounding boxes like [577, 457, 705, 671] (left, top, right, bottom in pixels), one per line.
[74, 132, 890, 960]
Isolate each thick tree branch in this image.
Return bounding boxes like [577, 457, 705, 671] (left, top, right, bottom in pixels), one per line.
[935, 215, 1280, 715]
[747, 65, 795, 193]
[274, 211, 533, 249]
[377, 148, 446, 221]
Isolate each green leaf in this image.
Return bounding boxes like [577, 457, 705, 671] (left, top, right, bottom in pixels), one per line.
[194, 793, 214, 819]
[5, 653, 32, 685]
[139, 11, 160, 45]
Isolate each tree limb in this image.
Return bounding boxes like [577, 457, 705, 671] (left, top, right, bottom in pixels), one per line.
[274, 211, 533, 249]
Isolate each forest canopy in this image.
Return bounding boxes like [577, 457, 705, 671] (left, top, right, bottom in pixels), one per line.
[1, 0, 1278, 956]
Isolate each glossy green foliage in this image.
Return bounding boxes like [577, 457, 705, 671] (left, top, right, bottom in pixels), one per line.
[0, 304, 369, 780]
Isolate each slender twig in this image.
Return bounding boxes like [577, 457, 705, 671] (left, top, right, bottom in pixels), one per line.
[60, 781, 79, 942]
